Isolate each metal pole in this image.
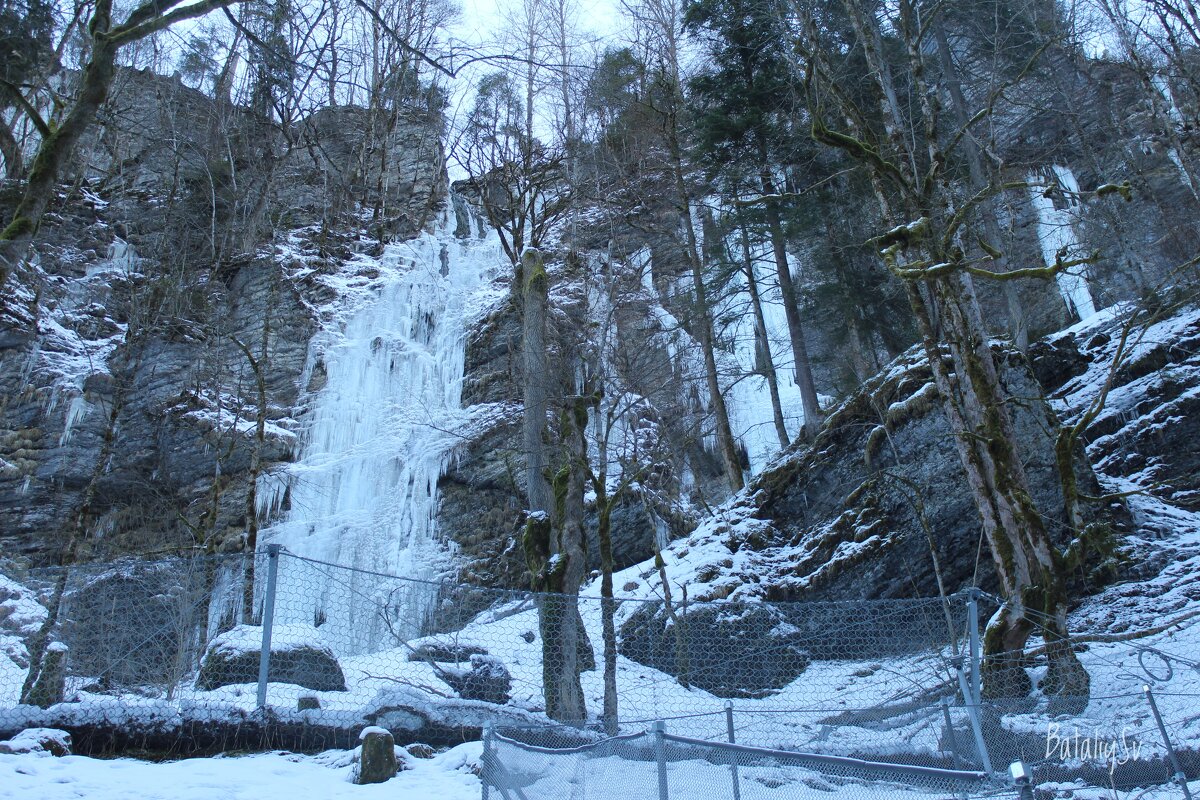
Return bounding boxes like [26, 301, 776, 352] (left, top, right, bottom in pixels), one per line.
[955, 658, 993, 774]
[256, 544, 282, 711]
[1144, 685, 1193, 800]
[481, 722, 494, 800]
[654, 721, 669, 800]
[939, 696, 962, 770]
[725, 701, 741, 800]
[967, 589, 981, 708]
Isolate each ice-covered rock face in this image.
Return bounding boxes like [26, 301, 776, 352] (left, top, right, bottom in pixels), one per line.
[1028, 165, 1098, 321]
[257, 209, 503, 654]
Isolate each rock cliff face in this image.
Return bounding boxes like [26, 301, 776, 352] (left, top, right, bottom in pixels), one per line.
[0, 68, 446, 565]
[615, 343, 1124, 607]
[0, 64, 1193, 629]
[746, 345, 1124, 601]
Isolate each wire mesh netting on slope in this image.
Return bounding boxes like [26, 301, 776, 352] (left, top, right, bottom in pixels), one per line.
[1, 550, 1198, 797]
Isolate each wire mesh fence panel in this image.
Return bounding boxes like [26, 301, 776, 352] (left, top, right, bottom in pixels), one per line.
[1, 554, 263, 732]
[1, 549, 1198, 798]
[482, 727, 997, 800]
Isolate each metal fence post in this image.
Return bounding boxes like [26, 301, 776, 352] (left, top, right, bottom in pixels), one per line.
[967, 589, 981, 708]
[481, 722, 494, 800]
[725, 700, 741, 800]
[1144, 685, 1193, 800]
[653, 720, 669, 800]
[256, 544, 282, 711]
[954, 657, 993, 774]
[939, 696, 962, 770]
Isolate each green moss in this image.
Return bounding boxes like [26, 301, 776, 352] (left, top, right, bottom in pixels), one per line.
[522, 514, 552, 591]
[1095, 181, 1133, 202]
[1, 215, 35, 241]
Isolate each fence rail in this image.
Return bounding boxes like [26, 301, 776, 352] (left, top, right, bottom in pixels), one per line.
[1, 550, 1197, 798]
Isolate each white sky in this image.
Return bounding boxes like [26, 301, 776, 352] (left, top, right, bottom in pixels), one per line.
[455, 0, 625, 44]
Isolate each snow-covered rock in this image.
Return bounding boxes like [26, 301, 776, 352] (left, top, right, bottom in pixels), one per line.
[435, 654, 511, 704]
[196, 624, 346, 692]
[0, 727, 71, 756]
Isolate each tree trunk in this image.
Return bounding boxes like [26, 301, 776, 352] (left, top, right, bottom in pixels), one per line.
[757, 167, 823, 435]
[667, 123, 744, 493]
[738, 226, 790, 448]
[931, 21, 1029, 351]
[824, 0, 1089, 703]
[546, 397, 591, 725]
[907, 273, 1088, 702]
[520, 249, 590, 724]
[238, 273, 276, 622]
[597, 498, 618, 734]
[522, 249, 553, 513]
[0, 117, 23, 179]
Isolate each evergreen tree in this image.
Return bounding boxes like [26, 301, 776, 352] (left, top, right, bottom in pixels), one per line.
[685, 0, 825, 437]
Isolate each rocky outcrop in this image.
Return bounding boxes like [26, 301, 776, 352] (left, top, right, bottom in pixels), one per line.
[1033, 305, 1200, 516]
[745, 345, 1122, 601]
[278, 104, 447, 240]
[619, 601, 811, 697]
[434, 654, 512, 704]
[630, 343, 1126, 608]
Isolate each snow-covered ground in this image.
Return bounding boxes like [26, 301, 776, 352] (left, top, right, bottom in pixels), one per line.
[0, 743, 483, 800]
[2, 744, 1199, 800]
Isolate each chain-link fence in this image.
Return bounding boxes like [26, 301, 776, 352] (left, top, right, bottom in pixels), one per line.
[2, 549, 1198, 798]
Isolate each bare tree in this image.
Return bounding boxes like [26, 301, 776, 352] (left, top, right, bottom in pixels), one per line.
[622, 0, 746, 493]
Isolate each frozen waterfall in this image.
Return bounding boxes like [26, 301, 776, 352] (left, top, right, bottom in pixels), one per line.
[257, 205, 501, 655]
[1029, 165, 1098, 321]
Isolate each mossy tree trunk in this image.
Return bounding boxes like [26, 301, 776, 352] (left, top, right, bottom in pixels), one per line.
[0, 118, 23, 179]
[520, 249, 591, 724]
[797, 0, 1091, 702]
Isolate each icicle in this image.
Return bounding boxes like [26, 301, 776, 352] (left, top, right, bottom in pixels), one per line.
[58, 395, 90, 446]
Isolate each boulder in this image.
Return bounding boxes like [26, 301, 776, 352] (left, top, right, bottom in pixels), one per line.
[406, 743, 436, 759]
[619, 602, 809, 698]
[436, 654, 512, 704]
[195, 624, 346, 692]
[59, 559, 209, 689]
[354, 727, 399, 785]
[407, 640, 489, 664]
[25, 642, 67, 708]
[0, 728, 72, 756]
